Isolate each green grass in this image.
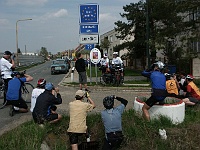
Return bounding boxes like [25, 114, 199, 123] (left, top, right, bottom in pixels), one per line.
[86, 66, 142, 77]
[1, 107, 200, 150]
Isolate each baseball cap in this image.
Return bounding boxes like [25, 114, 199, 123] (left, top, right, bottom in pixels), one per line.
[4, 51, 12, 56]
[45, 82, 54, 90]
[75, 90, 85, 97]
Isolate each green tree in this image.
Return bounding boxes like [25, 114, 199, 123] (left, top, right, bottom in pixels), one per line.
[115, 1, 147, 68]
[39, 47, 48, 60]
[115, 0, 200, 69]
[100, 38, 110, 54]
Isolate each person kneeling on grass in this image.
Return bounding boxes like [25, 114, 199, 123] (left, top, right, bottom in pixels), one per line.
[101, 95, 128, 150]
[32, 82, 62, 125]
[7, 71, 33, 117]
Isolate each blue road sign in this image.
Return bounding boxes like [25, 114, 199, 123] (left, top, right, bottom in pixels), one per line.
[80, 24, 99, 34]
[85, 44, 95, 50]
[79, 4, 99, 24]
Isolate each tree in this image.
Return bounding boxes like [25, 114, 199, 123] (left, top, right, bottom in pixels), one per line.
[100, 38, 110, 54]
[115, 1, 147, 68]
[115, 0, 200, 70]
[39, 47, 48, 60]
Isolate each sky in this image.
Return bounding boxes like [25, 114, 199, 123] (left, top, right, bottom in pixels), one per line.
[0, 0, 140, 54]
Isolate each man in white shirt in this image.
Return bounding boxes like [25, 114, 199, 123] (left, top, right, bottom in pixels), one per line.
[111, 52, 123, 66]
[0, 51, 15, 104]
[100, 53, 110, 74]
[30, 79, 46, 112]
[111, 52, 124, 83]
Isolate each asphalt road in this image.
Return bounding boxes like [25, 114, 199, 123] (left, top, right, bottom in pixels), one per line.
[0, 61, 151, 136]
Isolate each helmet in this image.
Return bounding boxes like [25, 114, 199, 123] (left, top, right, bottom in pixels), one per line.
[4, 51, 12, 56]
[103, 96, 114, 109]
[113, 52, 118, 55]
[152, 61, 165, 70]
[186, 74, 194, 80]
[164, 73, 171, 80]
[11, 71, 20, 77]
[103, 53, 108, 57]
[37, 78, 46, 88]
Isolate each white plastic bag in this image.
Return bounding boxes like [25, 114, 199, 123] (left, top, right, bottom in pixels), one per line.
[159, 129, 167, 140]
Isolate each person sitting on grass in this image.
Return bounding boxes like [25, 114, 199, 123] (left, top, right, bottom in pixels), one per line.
[101, 95, 128, 150]
[67, 90, 95, 150]
[32, 82, 62, 125]
[182, 75, 200, 106]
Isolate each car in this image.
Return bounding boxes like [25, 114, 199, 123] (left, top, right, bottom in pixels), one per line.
[51, 59, 69, 75]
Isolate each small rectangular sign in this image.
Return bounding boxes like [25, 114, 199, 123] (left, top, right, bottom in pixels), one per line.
[80, 24, 99, 34]
[79, 34, 99, 44]
[85, 44, 95, 50]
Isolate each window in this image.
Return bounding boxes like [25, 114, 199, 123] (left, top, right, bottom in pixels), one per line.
[110, 35, 113, 42]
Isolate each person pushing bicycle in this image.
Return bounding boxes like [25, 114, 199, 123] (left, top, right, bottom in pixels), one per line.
[6, 71, 33, 116]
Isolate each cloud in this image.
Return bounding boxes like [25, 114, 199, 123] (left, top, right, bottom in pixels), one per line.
[38, 9, 68, 22]
[53, 9, 68, 18]
[6, 0, 48, 6]
[0, 19, 9, 26]
[100, 13, 118, 22]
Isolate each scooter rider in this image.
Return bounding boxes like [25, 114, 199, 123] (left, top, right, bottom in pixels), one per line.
[100, 53, 110, 74]
[111, 52, 124, 83]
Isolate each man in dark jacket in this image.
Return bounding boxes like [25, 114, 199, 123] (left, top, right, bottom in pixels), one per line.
[32, 82, 62, 125]
[75, 53, 89, 92]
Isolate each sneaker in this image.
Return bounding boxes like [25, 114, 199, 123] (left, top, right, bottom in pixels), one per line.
[9, 105, 15, 117]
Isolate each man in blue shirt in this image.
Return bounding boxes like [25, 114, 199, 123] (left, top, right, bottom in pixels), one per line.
[101, 95, 128, 150]
[6, 71, 33, 116]
[141, 61, 167, 121]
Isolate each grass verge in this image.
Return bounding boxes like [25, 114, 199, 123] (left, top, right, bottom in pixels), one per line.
[1, 106, 200, 150]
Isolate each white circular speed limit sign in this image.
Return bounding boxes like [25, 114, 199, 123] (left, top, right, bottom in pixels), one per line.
[90, 48, 101, 64]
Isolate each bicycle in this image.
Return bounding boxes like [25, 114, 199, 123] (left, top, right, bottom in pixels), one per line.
[0, 71, 34, 109]
[99, 66, 115, 85]
[111, 65, 123, 86]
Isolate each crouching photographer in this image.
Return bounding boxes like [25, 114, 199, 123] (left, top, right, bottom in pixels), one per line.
[101, 95, 128, 150]
[7, 71, 33, 116]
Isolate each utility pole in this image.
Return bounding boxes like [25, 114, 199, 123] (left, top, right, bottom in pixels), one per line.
[146, 0, 150, 68]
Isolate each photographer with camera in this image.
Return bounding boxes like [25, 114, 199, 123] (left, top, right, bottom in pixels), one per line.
[67, 90, 95, 150]
[6, 71, 33, 116]
[0, 51, 16, 104]
[101, 95, 128, 150]
[32, 82, 62, 125]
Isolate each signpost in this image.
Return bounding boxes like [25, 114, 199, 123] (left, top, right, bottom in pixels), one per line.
[90, 48, 101, 84]
[79, 3, 99, 84]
